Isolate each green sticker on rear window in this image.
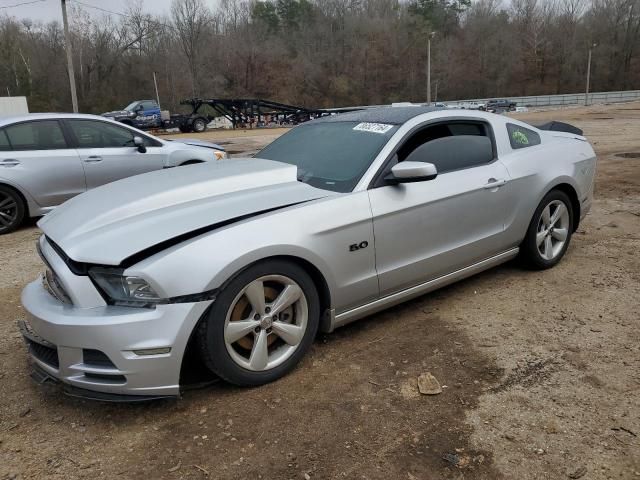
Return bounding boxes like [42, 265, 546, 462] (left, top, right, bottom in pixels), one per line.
[512, 130, 529, 145]
[507, 123, 541, 149]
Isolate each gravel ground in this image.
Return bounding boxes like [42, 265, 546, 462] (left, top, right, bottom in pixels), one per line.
[0, 103, 638, 480]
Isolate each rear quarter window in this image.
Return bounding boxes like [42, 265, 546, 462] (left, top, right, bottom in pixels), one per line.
[507, 123, 541, 149]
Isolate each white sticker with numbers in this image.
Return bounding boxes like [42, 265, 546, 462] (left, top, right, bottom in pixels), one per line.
[353, 122, 394, 134]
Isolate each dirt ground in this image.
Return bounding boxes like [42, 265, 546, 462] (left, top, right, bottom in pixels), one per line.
[1, 103, 639, 480]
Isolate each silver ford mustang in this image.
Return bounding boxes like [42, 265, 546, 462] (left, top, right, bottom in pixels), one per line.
[19, 107, 596, 400]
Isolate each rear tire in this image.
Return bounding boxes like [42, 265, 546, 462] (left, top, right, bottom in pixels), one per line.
[196, 260, 320, 386]
[191, 118, 207, 133]
[520, 190, 574, 269]
[0, 185, 25, 235]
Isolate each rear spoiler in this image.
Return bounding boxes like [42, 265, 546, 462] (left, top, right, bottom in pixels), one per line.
[533, 121, 583, 136]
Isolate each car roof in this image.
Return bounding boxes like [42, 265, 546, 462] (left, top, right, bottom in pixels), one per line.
[0, 112, 119, 127]
[309, 106, 444, 126]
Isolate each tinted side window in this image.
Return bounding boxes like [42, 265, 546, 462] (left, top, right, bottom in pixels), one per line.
[0, 130, 10, 151]
[69, 120, 135, 148]
[396, 121, 493, 173]
[5, 121, 68, 150]
[405, 136, 494, 173]
[507, 123, 541, 149]
[141, 101, 157, 110]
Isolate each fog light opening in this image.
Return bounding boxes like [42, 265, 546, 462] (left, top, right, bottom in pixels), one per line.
[132, 347, 172, 356]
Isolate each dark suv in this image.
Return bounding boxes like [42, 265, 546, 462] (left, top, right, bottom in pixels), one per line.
[483, 99, 517, 112]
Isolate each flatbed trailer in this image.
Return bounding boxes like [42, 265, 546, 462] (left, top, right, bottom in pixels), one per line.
[105, 98, 362, 133]
[169, 98, 361, 131]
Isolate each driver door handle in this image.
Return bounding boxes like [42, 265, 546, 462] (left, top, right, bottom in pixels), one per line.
[483, 178, 508, 189]
[0, 159, 20, 167]
[84, 156, 103, 163]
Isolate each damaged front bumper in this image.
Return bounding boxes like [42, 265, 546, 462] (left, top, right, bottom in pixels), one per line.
[19, 319, 176, 403]
[19, 277, 212, 401]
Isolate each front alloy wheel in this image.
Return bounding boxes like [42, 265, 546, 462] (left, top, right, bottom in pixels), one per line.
[196, 260, 319, 386]
[224, 275, 308, 371]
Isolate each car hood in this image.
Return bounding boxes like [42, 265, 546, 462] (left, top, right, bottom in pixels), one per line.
[39, 159, 335, 265]
[167, 138, 225, 151]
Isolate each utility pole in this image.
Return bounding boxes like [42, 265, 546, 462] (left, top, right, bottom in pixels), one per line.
[61, 0, 78, 113]
[153, 72, 161, 109]
[585, 43, 596, 106]
[427, 32, 436, 105]
[434, 80, 439, 103]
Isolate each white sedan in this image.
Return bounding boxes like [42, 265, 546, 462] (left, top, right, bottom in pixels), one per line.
[0, 113, 226, 233]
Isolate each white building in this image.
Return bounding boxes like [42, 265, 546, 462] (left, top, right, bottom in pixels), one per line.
[0, 97, 29, 117]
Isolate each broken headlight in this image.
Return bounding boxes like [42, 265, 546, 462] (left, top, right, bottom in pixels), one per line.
[88, 267, 161, 307]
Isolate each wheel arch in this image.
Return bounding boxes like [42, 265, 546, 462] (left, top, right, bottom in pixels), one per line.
[213, 254, 333, 332]
[178, 253, 333, 386]
[269, 255, 333, 332]
[546, 182, 581, 231]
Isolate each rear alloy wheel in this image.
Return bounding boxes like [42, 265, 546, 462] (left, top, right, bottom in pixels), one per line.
[521, 190, 573, 269]
[0, 186, 25, 235]
[196, 260, 319, 386]
[191, 118, 207, 133]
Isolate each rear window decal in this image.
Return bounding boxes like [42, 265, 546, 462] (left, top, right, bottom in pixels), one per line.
[506, 123, 541, 149]
[512, 130, 529, 145]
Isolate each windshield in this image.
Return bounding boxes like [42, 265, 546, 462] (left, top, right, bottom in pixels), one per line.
[257, 121, 399, 192]
[124, 101, 140, 112]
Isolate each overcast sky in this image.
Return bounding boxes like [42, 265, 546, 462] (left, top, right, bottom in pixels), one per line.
[0, 0, 181, 23]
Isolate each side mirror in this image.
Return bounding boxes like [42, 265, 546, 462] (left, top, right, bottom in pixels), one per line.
[386, 161, 437, 185]
[133, 136, 147, 153]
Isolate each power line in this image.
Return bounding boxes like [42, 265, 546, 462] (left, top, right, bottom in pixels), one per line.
[0, 0, 46, 10]
[71, 0, 127, 18]
[70, 0, 178, 32]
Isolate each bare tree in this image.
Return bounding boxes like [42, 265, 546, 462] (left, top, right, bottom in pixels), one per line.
[171, 0, 211, 96]
[0, 0, 638, 112]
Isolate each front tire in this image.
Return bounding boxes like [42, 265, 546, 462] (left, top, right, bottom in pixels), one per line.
[196, 260, 320, 386]
[521, 190, 574, 269]
[0, 185, 25, 235]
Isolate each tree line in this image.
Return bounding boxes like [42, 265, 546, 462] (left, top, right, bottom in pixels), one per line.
[0, 0, 638, 114]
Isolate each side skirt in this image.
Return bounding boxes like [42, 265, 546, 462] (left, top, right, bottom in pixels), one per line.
[328, 247, 519, 331]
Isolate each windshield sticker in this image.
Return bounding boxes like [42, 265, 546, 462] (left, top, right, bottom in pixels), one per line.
[353, 122, 394, 134]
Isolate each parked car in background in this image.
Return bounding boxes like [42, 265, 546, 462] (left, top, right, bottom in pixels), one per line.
[483, 99, 517, 113]
[19, 106, 595, 400]
[102, 100, 162, 130]
[453, 101, 485, 110]
[0, 113, 226, 234]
